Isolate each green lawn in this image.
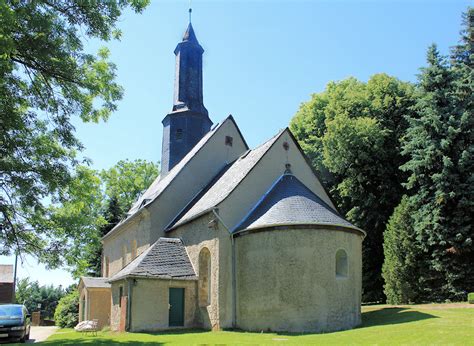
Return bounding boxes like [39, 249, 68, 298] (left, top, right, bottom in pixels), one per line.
[42, 304, 473, 345]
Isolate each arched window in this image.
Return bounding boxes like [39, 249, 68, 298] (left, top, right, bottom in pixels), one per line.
[131, 239, 137, 259]
[198, 247, 211, 306]
[122, 245, 127, 268]
[336, 249, 348, 278]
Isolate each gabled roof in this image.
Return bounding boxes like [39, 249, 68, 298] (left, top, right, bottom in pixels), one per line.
[0, 265, 13, 283]
[103, 116, 246, 240]
[80, 277, 111, 289]
[108, 238, 197, 282]
[166, 130, 285, 231]
[234, 174, 360, 233]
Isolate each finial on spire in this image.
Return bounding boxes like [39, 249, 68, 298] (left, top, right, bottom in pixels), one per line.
[188, 1, 192, 23]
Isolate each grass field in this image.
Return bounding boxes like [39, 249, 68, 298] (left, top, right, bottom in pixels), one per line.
[41, 304, 473, 345]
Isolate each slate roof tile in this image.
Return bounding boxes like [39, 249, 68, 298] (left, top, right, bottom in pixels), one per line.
[234, 174, 358, 232]
[81, 277, 111, 288]
[108, 238, 197, 282]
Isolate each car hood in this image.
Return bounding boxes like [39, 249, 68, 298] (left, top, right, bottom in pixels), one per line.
[0, 317, 23, 327]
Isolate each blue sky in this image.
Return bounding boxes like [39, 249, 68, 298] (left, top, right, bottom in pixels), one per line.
[1, 0, 469, 287]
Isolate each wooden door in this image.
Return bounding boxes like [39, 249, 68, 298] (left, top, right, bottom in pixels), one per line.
[168, 288, 185, 327]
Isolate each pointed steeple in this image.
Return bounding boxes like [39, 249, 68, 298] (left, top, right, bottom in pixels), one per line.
[160, 17, 213, 175]
[172, 22, 206, 114]
[182, 23, 198, 43]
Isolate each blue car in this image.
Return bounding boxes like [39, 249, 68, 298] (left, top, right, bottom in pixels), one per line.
[0, 304, 31, 343]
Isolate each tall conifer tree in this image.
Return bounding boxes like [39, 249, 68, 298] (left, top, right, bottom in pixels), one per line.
[401, 35, 473, 300]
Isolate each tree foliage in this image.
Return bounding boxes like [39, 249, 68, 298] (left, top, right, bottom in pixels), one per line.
[382, 196, 420, 304]
[400, 15, 473, 300]
[0, 0, 149, 264]
[100, 159, 160, 212]
[290, 74, 416, 302]
[54, 290, 79, 328]
[60, 159, 159, 278]
[15, 277, 65, 319]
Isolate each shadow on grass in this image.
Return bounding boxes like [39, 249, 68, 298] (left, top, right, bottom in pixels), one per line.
[38, 329, 209, 345]
[361, 307, 438, 327]
[40, 338, 163, 346]
[268, 308, 438, 337]
[34, 309, 440, 343]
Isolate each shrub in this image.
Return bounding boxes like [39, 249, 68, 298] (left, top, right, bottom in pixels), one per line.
[468, 293, 474, 304]
[382, 196, 420, 304]
[54, 290, 79, 328]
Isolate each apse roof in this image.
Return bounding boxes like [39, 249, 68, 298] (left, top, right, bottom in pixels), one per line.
[108, 238, 197, 282]
[234, 174, 359, 232]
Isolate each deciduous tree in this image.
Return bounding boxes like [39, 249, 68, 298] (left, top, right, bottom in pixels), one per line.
[0, 0, 149, 264]
[290, 74, 416, 302]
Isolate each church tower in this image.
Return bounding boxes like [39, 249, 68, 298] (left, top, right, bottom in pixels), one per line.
[161, 18, 213, 175]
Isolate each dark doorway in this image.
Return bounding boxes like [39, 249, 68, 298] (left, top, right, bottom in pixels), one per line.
[169, 288, 185, 327]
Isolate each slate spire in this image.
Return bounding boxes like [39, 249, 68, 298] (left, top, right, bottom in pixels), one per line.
[182, 23, 198, 43]
[161, 18, 213, 175]
[172, 22, 207, 114]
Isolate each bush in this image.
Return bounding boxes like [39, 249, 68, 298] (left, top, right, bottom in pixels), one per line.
[468, 293, 474, 304]
[382, 196, 420, 304]
[54, 290, 79, 328]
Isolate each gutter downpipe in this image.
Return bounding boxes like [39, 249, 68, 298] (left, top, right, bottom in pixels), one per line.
[127, 278, 132, 332]
[212, 208, 237, 329]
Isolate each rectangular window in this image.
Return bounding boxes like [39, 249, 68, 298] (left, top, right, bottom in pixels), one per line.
[176, 129, 183, 141]
[118, 286, 123, 307]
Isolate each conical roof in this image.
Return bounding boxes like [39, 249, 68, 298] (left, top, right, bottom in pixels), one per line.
[182, 23, 198, 43]
[235, 174, 358, 232]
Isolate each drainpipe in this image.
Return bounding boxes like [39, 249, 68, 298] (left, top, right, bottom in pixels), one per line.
[212, 208, 237, 329]
[231, 234, 237, 329]
[127, 279, 132, 331]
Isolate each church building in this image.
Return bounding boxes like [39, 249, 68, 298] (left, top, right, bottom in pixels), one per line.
[79, 18, 365, 333]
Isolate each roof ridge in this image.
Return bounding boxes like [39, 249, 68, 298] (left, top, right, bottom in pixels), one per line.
[158, 237, 181, 243]
[166, 129, 287, 231]
[103, 116, 236, 241]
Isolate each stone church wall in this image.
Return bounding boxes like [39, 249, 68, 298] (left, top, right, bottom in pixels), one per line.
[110, 279, 128, 331]
[102, 210, 152, 278]
[235, 227, 363, 333]
[169, 212, 234, 330]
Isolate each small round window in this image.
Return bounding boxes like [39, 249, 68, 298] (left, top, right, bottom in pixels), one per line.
[336, 249, 348, 278]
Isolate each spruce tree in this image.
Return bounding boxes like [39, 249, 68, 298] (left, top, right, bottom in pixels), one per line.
[401, 39, 473, 300]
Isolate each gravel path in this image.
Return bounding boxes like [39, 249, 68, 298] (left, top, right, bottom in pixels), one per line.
[26, 326, 58, 343]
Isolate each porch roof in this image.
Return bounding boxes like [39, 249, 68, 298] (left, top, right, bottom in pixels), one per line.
[81, 277, 111, 289]
[108, 238, 197, 283]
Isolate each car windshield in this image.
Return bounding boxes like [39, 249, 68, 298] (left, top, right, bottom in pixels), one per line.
[0, 305, 23, 318]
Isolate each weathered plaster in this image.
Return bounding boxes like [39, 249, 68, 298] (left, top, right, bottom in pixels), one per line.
[130, 279, 197, 332]
[169, 213, 228, 330]
[235, 227, 363, 333]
